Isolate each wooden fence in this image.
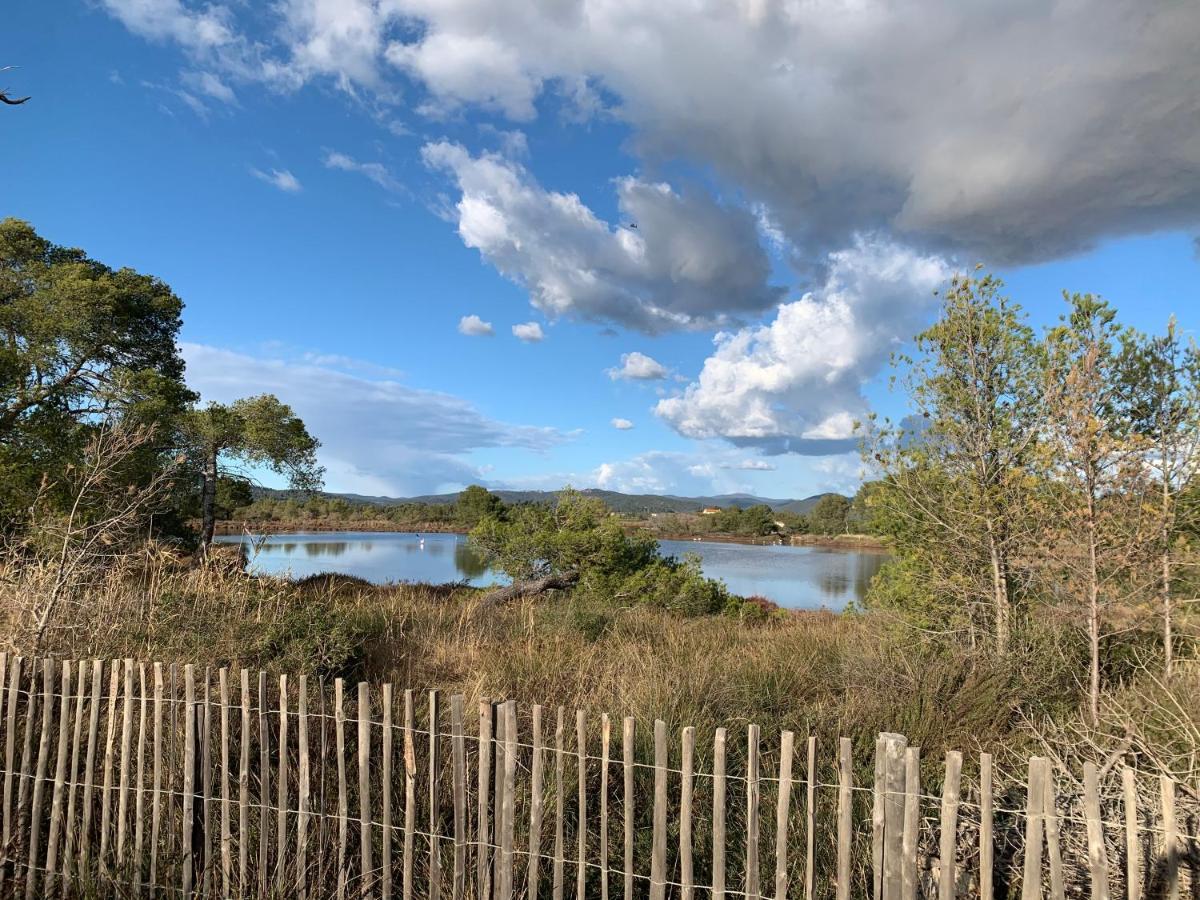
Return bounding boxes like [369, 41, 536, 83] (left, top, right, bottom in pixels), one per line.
[0, 652, 1194, 899]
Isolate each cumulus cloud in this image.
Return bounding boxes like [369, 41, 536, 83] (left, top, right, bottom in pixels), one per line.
[422, 141, 783, 333]
[396, 1, 1200, 265]
[323, 150, 404, 193]
[607, 352, 669, 381]
[101, 0, 235, 52]
[250, 167, 302, 192]
[181, 343, 564, 495]
[611, 418, 634, 430]
[590, 451, 769, 496]
[103, 2, 1200, 266]
[458, 314, 494, 336]
[656, 236, 950, 454]
[511, 322, 544, 343]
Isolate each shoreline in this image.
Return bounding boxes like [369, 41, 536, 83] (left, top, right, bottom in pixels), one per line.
[212, 519, 887, 550]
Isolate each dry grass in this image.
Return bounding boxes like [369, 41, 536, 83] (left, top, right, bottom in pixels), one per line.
[1, 554, 1094, 766]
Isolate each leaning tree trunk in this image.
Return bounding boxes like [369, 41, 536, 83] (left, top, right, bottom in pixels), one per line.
[199, 446, 218, 552]
[478, 571, 579, 609]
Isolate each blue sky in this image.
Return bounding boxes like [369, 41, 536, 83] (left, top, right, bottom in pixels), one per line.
[4, 0, 1198, 498]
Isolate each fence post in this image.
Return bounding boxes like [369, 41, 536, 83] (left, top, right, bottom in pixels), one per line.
[553, 707, 565, 900]
[258, 671, 271, 899]
[713, 727, 727, 900]
[774, 731, 794, 900]
[359, 682, 372, 900]
[44, 660, 72, 897]
[529, 705, 545, 900]
[98, 659, 120, 872]
[1083, 762, 1110, 900]
[901, 747, 920, 900]
[805, 736, 816, 900]
[650, 719, 668, 900]
[64, 660, 87, 889]
[475, 698, 492, 900]
[1, 656, 21, 864]
[883, 734, 907, 900]
[24, 658, 54, 900]
[1021, 757, 1046, 900]
[430, 690, 442, 900]
[149, 662, 163, 897]
[1160, 775, 1178, 900]
[1042, 761, 1064, 900]
[624, 717, 637, 900]
[132, 663, 148, 894]
[836, 738, 853, 900]
[451, 694, 466, 900]
[219, 667, 231, 899]
[1121, 767, 1139, 900]
[336, 679, 348, 900]
[575, 710, 586, 900]
[681, 726, 696, 900]
[299, 675, 312, 900]
[117, 659, 134, 867]
[872, 736, 886, 900]
[238, 667, 250, 894]
[503, 702, 518, 900]
[601, 714, 611, 900]
[937, 751, 962, 900]
[980, 753, 993, 900]
[746, 723, 761, 900]
[182, 667, 196, 899]
[403, 690, 416, 900]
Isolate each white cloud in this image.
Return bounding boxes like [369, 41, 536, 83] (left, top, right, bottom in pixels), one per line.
[181, 70, 236, 104]
[101, 1, 1200, 270]
[607, 352, 669, 381]
[250, 167, 302, 192]
[273, 0, 390, 90]
[458, 314, 494, 336]
[810, 453, 872, 496]
[101, 0, 235, 52]
[721, 459, 776, 471]
[511, 322, 544, 343]
[422, 141, 782, 334]
[392, 1, 1200, 265]
[323, 150, 404, 193]
[590, 451, 757, 496]
[181, 342, 565, 495]
[386, 32, 538, 119]
[656, 235, 950, 454]
[611, 418, 634, 430]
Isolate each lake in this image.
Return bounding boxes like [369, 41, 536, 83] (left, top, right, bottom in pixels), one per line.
[217, 531, 887, 610]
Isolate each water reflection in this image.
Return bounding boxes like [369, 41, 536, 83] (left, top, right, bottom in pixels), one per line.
[217, 531, 888, 611]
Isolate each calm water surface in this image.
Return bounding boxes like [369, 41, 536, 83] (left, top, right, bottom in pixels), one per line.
[215, 532, 886, 610]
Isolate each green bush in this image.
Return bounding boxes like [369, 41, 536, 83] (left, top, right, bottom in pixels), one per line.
[252, 599, 373, 680]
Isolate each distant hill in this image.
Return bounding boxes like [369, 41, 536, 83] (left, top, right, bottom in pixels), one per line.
[251, 486, 842, 514]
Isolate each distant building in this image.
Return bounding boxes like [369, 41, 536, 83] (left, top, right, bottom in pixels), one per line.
[700, 507, 721, 515]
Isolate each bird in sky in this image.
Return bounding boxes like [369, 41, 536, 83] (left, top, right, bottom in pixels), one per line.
[0, 67, 29, 105]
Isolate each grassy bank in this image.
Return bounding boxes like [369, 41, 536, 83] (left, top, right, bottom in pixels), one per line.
[6, 556, 1200, 896]
[4, 555, 1189, 780]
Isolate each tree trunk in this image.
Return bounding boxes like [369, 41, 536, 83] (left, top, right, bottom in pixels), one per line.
[985, 523, 1010, 657]
[199, 446, 217, 552]
[478, 571, 579, 608]
[1162, 475, 1173, 678]
[1086, 497, 1101, 727]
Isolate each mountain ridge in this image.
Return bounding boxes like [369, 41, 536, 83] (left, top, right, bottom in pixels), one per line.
[251, 486, 842, 515]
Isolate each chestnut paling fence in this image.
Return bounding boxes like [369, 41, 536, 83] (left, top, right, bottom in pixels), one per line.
[0, 654, 1194, 899]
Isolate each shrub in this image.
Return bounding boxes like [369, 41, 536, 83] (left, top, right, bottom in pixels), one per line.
[252, 599, 373, 680]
